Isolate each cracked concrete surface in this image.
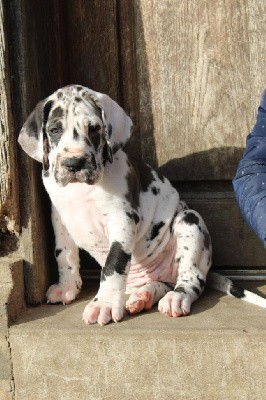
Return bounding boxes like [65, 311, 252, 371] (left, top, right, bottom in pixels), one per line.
[0, 309, 14, 400]
[0, 259, 25, 400]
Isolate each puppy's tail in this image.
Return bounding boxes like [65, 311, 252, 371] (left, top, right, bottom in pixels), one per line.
[206, 272, 266, 308]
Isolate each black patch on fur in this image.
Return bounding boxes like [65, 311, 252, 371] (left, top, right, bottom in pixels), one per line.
[76, 281, 82, 290]
[75, 96, 82, 102]
[183, 246, 189, 250]
[26, 100, 46, 138]
[151, 186, 160, 195]
[192, 286, 200, 296]
[102, 142, 113, 164]
[89, 130, 101, 149]
[197, 276, 205, 289]
[55, 248, 62, 258]
[183, 212, 199, 225]
[139, 163, 156, 192]
[150, 221, 165, 241]
[42, 100, 54, 171]
[203, 231, 211, 250]
[113, 141, 124, 153]
[108, 123, 112, 138]
[169, 211, 178, 233]
[51, 106, 63, 119]
[101, 241, 131, 281]
[90, 153, 97, 170]
[126, 211, 140, 224]
[125, 167, 140, 210]
[43, 100, 53, 125]
[84, 137, 90, 147]
[230, 283, 245, 299]
[156, 170, 166, 183]
[73, 128, 79, 139]
[126, 157, 165, 195]
[174, 287, 186, 294]
[89, 123, 100, 133]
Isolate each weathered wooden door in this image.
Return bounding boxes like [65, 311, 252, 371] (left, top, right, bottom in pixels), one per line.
[64, 0, 266, 268]
[2, 0, 266, 304]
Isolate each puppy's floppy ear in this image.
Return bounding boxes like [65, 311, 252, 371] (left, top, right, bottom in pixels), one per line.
[83, 89, 133, 155]
[18, 99, 48, 162]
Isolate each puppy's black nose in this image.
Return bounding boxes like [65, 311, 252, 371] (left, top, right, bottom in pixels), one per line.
[62, 157, 86, 172]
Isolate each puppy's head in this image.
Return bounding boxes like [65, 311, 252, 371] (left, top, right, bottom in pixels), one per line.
[18, 85, 133, 186]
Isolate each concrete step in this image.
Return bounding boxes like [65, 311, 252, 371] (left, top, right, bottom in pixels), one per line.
[9, 281, 266, 400]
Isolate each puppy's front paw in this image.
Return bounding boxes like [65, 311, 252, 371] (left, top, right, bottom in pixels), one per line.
[46, 280, 82, 305]
[126, 285, 155, 314]
[82, 292, 125, 326]
[158, 291, 193, 317]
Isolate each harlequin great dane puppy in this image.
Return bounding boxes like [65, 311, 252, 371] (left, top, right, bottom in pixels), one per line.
[18, 85, 266, 325]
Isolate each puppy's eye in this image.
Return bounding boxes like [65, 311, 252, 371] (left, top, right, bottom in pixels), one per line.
[88, 124, 100, 133]
[50, 126, 62, 135]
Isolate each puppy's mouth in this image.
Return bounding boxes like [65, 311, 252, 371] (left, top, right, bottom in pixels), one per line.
[54, 155, 102, 186]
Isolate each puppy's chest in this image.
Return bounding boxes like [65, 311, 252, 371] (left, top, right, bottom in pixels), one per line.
[59, 203, 110, 265]
[44, 179, 109, 250]
[61, 204, 108, 250]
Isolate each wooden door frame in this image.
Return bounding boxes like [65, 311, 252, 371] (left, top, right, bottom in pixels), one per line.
[1, 0, 264, 309]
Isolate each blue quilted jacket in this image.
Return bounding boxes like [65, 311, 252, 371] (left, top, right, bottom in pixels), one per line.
[233, 89, 266, 247]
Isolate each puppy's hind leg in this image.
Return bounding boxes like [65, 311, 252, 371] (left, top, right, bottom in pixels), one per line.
[158, 209, 212, 317]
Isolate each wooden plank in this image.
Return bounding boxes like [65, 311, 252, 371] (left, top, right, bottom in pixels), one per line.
[4, 0, 65, 304]
[117, 0, 141, 156]
[0, 1, 20, 234]
[65, 0, 119, 101]
[21, 0, 65, 303]
[132, 0, 266, 180]
[183, 195, 266, 268]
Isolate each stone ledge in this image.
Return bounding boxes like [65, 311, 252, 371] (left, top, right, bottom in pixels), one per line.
[0, 258, 25, 324]
[9, 281, 266, 400]
[0, 257, 25, 400]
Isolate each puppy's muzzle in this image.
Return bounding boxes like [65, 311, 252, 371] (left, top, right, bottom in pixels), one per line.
[56, 153, 101, 186]
[62, 156, 86, 173]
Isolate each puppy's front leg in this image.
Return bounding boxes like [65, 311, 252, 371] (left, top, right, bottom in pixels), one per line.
[46, 206, 82, 305]
[82, 212, 137, 326]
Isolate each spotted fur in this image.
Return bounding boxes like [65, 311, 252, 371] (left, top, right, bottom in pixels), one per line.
[18, 85, 266, 325]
